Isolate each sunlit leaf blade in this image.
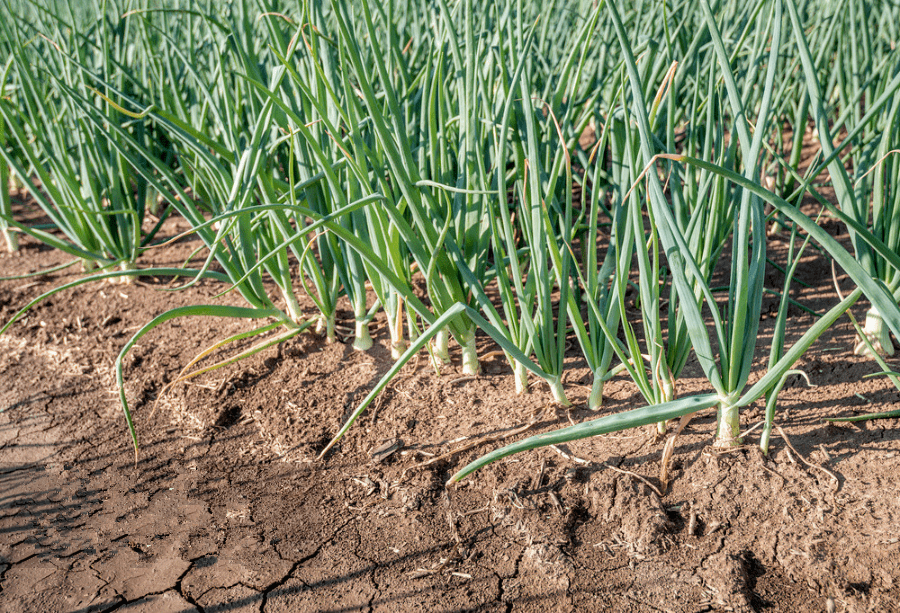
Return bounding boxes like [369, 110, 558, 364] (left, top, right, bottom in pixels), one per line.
[449, 394, 720, 483]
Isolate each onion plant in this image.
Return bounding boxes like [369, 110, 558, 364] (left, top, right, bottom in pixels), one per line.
[591, 92, 695, 433]
[476, 0, 607, 402]
[567, 126, 621, 410]
[287, 0, 409, 352]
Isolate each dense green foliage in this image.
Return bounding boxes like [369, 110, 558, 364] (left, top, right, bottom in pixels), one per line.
[2, 0, 899, 471]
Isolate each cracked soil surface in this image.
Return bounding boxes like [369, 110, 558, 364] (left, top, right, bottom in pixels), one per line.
[1, 205, 899, 612]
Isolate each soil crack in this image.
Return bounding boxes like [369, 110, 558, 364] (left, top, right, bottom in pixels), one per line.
[259, 560, 303, 611]
[176, 559, 205, 612]
[258, 516, 356, 610]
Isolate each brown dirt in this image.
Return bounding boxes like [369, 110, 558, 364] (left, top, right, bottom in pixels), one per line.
[1, 198, 899, 613]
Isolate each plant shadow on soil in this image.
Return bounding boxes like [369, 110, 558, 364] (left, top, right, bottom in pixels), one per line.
[1, 201, 899, 612]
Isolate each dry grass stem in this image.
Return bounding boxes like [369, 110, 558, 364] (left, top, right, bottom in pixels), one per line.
[776, 426, 839, 489]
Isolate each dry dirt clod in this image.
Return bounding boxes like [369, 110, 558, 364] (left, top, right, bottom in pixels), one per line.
[698, 551, 754, 613]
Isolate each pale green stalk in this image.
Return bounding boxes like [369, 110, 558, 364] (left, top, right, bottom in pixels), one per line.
[0, 57, 15, 252]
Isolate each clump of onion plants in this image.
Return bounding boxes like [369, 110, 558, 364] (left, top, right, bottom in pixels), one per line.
[783, 0, 900, 358]
[0, 6, 164, 274]
[450, 0, 900, 483]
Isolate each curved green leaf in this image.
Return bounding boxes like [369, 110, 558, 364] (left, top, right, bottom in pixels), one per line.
[449, 393, 720, 483]
[116, 305, 289, 461]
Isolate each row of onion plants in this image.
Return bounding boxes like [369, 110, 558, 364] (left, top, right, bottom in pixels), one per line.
[1, 0, 899, 466]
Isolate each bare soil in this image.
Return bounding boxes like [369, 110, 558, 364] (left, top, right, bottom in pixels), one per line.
[1, 200, 899, 613]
